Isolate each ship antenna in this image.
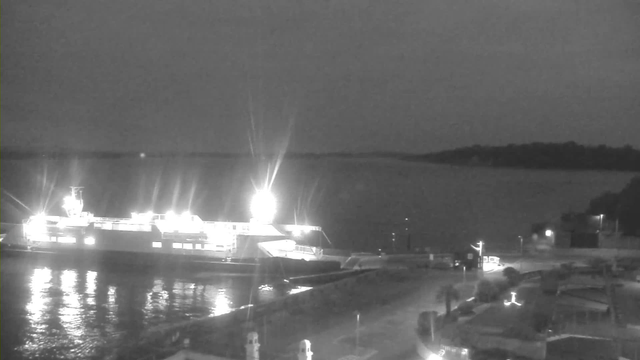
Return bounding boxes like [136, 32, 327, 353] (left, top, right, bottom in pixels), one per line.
[64, 186, 85, 217]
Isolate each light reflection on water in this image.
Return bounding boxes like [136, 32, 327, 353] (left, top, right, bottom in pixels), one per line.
[26, 268, 52, 328]
[213, 288, 232, 316]
[1, 257, 287, 360]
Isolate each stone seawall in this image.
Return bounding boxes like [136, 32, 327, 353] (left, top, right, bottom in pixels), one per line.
[117, 268, 432, 360]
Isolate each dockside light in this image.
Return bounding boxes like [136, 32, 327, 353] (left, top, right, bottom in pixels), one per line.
[84, 237, 95, 245]
[250, 190, 276, 224]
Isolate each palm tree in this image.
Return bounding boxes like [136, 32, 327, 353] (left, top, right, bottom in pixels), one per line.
[436, 284, 460, 316]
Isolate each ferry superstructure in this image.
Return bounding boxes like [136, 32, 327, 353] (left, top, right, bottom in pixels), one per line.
[3, 187, 337, 272]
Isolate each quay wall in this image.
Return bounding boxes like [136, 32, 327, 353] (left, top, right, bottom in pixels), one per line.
[119, 268, 434, 360]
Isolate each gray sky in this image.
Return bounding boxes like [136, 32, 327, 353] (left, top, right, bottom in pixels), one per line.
[2, 0, 640, 153]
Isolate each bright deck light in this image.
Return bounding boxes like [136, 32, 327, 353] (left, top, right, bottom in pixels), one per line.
[250, 190, 277, 224]
[166, 211, 177, 221]
[84, 237, 95, 245]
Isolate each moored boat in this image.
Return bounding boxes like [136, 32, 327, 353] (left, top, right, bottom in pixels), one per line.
[1, 187, 343, 275]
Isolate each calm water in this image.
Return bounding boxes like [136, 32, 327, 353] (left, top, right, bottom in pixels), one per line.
[0, 158, 635, 358]
[0, 255, 287, 360]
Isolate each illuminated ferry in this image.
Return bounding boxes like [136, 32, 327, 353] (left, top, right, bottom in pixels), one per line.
[2, 187, 340, 273]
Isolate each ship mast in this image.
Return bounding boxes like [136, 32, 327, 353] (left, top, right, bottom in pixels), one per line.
[63, 186, 84, 217]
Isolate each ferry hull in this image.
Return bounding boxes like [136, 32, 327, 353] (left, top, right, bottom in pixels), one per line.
[0, 242, 341, 276]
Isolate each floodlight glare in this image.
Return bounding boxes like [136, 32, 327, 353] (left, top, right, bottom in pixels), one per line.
[250, 190, 277, 224]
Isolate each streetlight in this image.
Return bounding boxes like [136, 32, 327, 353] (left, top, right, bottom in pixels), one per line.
[391, 232, 396, 253]
[354, 311, 360, 354]
[518, 236, 524, 271]
[405, 217, 411, 252]
[518, 236, 523, 256]
[463, 265, 467, 283]
[471, 240, 484, 270]
[599, 214, 604, 232]
[545, 229, 554, 237]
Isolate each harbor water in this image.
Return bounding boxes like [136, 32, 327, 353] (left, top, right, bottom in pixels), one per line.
[0, 254, 290, 360]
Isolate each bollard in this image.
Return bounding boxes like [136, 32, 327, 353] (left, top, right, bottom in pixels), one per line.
[298, 339, 312, 360]
[183, 338, 190, 349]
[246, 331, 260, 360]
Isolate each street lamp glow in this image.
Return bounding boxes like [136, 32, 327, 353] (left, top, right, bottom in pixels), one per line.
[250, 190, 277, 224]
[471, 240, 484, 270]
[545, 229, 554, 237]
[599, 214, 604, 231]
[504, 291, 522, 307]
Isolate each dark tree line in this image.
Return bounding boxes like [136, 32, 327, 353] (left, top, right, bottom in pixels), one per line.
[587, 176, 640, 235]
[409, 142, 640, 172]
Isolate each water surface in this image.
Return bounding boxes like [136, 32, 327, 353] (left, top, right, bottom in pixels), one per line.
[0, 255, 282, 360]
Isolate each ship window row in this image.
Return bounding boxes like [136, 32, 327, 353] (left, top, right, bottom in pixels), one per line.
[28, 236, 96, 245]
[95, 222, 152, 232]
[153, 242, 229, 251]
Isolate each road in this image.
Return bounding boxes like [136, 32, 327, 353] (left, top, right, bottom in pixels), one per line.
[276, 257, 567, 360]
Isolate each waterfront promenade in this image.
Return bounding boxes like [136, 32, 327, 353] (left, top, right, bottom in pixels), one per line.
[137, 257, 560, 360]
[152, 269, 513, 360]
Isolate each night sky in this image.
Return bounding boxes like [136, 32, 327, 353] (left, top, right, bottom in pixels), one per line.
[2, 0, 640, 153]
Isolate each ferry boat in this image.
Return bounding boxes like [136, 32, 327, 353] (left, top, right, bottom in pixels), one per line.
[0, 187, 342, 274]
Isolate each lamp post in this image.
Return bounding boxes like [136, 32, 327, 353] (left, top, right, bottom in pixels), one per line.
[471, 240, 484, 271]
[391, 232, 396, 253]
[518, 236, 523, 256]
[599, 214, 604, 232]
[354, 311, 360, 355]
[405, 217, 411, 252]
[463, 265, 466, 283]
